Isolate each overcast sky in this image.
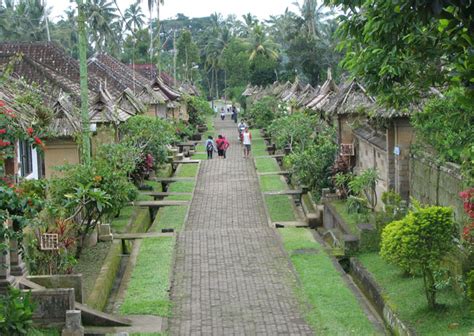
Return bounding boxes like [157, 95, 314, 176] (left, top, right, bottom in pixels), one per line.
[47, 0, 301, 22]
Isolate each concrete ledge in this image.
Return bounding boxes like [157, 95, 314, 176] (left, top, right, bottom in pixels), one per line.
[27, 274, 83, 303]
[31, 288, 75, 327]
[86, 241, 122, 311]
[350, 258, 416, 336]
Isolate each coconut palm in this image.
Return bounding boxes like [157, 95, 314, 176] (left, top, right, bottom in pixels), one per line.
[144, 0, 164, 74]
[124, 1, 145, 33]
[293, 0, 332, 40]
[85, 0, 119, 51]
[244, 24, 279, 61]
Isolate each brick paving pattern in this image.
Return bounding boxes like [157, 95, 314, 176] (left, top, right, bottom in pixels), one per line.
[170, 118, 314, 335]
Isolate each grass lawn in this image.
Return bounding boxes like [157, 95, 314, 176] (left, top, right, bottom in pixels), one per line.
[255, 157, 280, 173]
[111, 205, 135, 233]
[266, 195, 296, 222]
[28, 328, 60, 336]
[73, 241, 112, 300]
[175, 163, 199, 178]
[191, 153, 207, 160]
[330, 200, 373, 236]
[120, 237, 174, 317]
[259, 175, 287, 192]
[358, 253, 473, 335]
[168, 181, 195, 193]
[151, 206, 188, 232]
[279, 228, 380, 335]
[252, 139, 268, 156]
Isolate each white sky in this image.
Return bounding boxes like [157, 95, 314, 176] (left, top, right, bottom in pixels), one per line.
[47, 0, 301, 22]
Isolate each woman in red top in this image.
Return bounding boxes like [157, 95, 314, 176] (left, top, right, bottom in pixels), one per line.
[216, 135, 230, 159]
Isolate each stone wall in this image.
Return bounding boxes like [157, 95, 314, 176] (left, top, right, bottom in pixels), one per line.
[410, 154, 466, 223]
[31, 288, 75, 326]
[28, 274, 83, 303]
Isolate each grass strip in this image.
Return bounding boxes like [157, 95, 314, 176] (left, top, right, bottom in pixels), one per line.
[358, 253, 473, 335]
[176, 163, 199, 178]
[191, 153, 207, 160]
[252, 139, 268, 156]
[259, 175, 287, 192]
[279, 228, 380, 335]
[266, 195, 296, 222]
[120, 237, 174, 317]
[168, 181, 195, 193]
[150, 206, 188, 233]
[255, 157, 280, 173]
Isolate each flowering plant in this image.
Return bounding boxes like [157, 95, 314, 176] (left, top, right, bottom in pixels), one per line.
[460, 188, 474, 243]
[0, 99, 45, 176]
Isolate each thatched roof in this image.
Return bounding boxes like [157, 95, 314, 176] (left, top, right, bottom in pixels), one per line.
[281, 80, 303, 102]
[151, 77, 181, 101]
[325, 80, 376, 116]
[0, 42, 100, 103]
[137, 85, 168, 105]
[306, 76, 338, 110]
[242, 84, 257, 96]
[50, 95, 81, 138]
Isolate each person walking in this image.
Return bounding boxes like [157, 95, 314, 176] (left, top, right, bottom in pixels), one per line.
[220, 107, 225, 120]
[231, 105, 237, 123]
[242, 127, 252, 158]
[238, 120, 247, 143]
[205, 136, 216, 159]
[221, 135, 230, 159]
[215, 135, 227, 159]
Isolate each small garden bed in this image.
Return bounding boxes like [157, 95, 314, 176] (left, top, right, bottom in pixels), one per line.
[255, 157, 280, 172]
[330, 200, 374, 236]
[357, 253, 473, 335]
[266, 195, 296, 222]
[259, 175, 287, 192]
[280, 228, 381, 335]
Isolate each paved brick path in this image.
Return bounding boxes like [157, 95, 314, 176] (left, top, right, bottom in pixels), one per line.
[170, 118, 314, 335]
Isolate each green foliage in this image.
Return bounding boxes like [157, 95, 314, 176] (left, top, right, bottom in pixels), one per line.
[120, 115, 176, 166]
[0, 287, 35, 335]
[267, 112, 317, 151]
[346, 195, 369, 215]
[286, 128, 337, 200]
[411, 87, 474, 183]
[249, 53, 278, 86]
[244, 96, 283, 128]
[468, 270, 474, 306]
[328, 0, 473, 107]
[381, 205, 456, 308]
[184, 95, 212, 127]
[176, 30, 200, 82]
[348, 168, 379, 211]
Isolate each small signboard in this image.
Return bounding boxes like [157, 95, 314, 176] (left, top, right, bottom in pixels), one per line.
[40, 233, 59, 251]
[393, 146, 401, 156]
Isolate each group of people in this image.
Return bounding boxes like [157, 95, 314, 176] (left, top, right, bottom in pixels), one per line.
[219, 105, 238, 123]
[204, 119, 252, 160]
[205, 134, 229, 159]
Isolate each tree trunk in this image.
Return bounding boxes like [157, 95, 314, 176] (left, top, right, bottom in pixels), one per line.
[76, 0, 91, 164]
[423, 267, 437, 309]
[156, 2, 161, 76]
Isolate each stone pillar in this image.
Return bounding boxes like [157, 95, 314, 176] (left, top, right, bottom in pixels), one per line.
[0, 219, 16, 292]
[10, 220, 27, 276]
[61, 310, 84, 336]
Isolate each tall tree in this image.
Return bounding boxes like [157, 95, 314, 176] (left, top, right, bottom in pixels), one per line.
[145, 0, 164, 75]
[84, 0, 119, 52]
[176, 30, 200, 82]
[124, 1, 145, 33]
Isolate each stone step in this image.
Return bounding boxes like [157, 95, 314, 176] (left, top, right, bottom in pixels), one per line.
[258, 171, 290, 176]
[273, 221, 308, 228]
[113, 232, 175, 240]
[129, 200, 189, 208]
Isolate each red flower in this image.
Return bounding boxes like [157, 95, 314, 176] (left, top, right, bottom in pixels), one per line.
[27, 127, 34, 136]
[0, 100, 4, 107]
[34, 136, 42, 145]
[0, 129, 6, 134]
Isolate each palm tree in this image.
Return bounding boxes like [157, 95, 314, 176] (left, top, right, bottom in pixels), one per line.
[293, 0, 332, 40]
[244, 24, 279, 61]
[85, 0, 119, 51]
[238, 13, 258, 37]
[124, 1, 145, 33]
[0, 0, 49, 41]
[144, 0, 164, 74]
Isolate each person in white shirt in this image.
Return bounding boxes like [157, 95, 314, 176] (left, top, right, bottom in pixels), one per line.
[242, 127, 252, 158]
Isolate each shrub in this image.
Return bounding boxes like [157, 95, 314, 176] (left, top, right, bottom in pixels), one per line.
[348, 168, 379, 211]
[467, 269, 474, 306]
[120, 115, 176, 165]
[380, 205, 456, 308]
[0, 287, 35, 335]
[286, 128, 337, 200]
[244, 96, 285, 128]
[184, 95, 212, 127]
[267, 112, 317, 151]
